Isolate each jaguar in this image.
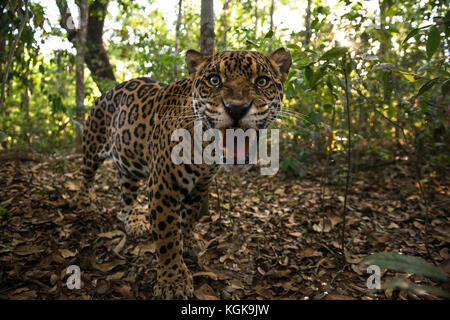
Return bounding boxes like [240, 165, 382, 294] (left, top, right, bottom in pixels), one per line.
[80, 48, 292, 299]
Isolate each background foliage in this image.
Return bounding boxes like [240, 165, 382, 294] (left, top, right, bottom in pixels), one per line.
[0, 0, 448, 177]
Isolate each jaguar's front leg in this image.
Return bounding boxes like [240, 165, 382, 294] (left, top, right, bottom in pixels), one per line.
[180, 185, 209, 250]
[149, 184, 193, 300]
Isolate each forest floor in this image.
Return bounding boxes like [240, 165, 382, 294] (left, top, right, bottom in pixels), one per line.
[0, 154, 449, 300]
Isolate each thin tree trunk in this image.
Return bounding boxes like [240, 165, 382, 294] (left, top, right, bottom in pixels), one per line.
[0, 27, 6, 84]
[200, 0, 215, 55]
[22, 57, 32, 146]
[74, 0, 88, 152]
[304, 0, 312, 46]
[0, 1, 29, 112]
[378, 0, 388, 56]
[173, 0, 183, 81]
[269, 0, 274, 52]
[254, 0, 258, 39]
[184, 2, 190, 47]
[222, 0, 231, 49]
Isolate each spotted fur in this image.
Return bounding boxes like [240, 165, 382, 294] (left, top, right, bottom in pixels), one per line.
[81, 49, 291, 299]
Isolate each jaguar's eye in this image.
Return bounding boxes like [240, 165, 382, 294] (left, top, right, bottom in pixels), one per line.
[208, 74, 221, 86]
[256, 76, 269, 87]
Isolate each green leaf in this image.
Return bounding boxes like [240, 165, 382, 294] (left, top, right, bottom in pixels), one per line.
[402, 28, 420, 46]
[323, 104, 333, 113]
[319, 47, 348, 61]
[384, 278, 450, 299]
[310, 61, 329, 88]
[304, 48, 317, 55]
[417, 78, 439, 97]
[304, 66, 314, 86]
[361, 252, 449, 281]
[399, 71, 420, 82]
[0, 208, 8, 217]
[264, 30, 274, 39]
[403, 74, 417, 82]
[426, 27, 440, 60]
[286, 44, 300, 50]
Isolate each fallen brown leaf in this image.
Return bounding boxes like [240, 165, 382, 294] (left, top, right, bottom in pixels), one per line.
[194, 283, 219, 300]
[92, 259, 126, 272]
[325, 294, 357, 300]
[59, 248, 76, 258]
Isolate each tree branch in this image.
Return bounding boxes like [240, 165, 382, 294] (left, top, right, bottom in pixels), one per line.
[56, 0, 78, 41]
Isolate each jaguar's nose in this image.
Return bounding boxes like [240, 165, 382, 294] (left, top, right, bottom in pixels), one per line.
[223, 101, 252, 123]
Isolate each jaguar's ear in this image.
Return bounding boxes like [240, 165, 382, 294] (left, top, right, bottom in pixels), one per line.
[268, 48, 292, 82]
[185, 50, 208, 75]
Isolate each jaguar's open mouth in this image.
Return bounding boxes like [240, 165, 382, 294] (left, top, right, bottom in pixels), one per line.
[218, 127, 259, 165]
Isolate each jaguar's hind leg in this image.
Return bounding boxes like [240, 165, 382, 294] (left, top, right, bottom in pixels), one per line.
[117, 173, 150, 237]
[79, 99, 109, 207]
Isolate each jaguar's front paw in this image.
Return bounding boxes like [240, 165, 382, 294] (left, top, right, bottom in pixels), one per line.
[182, 236, 202, 259]
[118, 211, 151, 237]
[153, 263, 193, 300]
[72, 188, 96, 210]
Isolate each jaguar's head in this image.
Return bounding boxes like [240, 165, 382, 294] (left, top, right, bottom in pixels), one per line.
[185, 48, 291, 172]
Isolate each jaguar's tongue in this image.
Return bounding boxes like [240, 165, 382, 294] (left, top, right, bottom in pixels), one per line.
[219, 129, 256, 162]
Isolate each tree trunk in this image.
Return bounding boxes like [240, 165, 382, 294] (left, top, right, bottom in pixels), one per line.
[85, 0, 116, 92]
[269, 0, 274, 52]
[304, 0, 312, 46]
[57, 0, 116, 93]
[222, 0, 231, 49]
[254, 0, 258, 39]
[200, 0, 215, 55]
[378, 0, 389, 56]
[184, 3, 190, 47]
[74, 0, 88, 152]
[22, 57, 32, 146]
[173, 0, 183, 81]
